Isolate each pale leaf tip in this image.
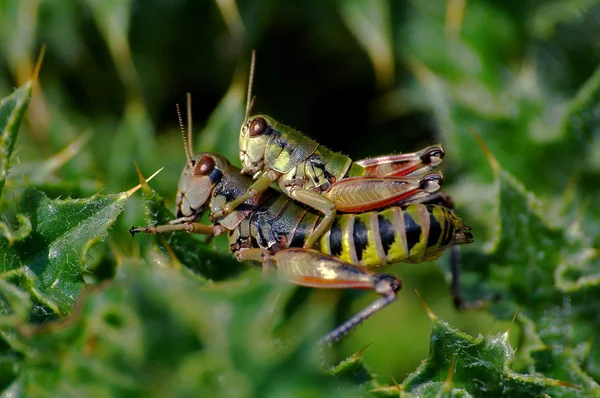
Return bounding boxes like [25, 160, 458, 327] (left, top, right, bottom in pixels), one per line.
[389, 374, 402, 397]
[404, 53, 435, 86]
[369, 383, 402, 395]
[551, 379, 582, 390]
[353, 342, 372, 359]
[108, 237, 127, 265]
[506, 307, 520, 337]
[445, 0, 466, 40]
[32, 45, 47, 82]
[126, 163, 163, 197]
[16, 157, 31, 187]
[467, 125, 500, 173]
[414, 290, 436, 321]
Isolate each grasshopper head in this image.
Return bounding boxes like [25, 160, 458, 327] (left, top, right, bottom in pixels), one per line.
[176, 153, 230, 220]
[239, 114, 276, 177]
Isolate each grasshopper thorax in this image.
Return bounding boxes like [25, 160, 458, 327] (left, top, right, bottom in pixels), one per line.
[239, 114, 278, 177]
[176, 153, 230, 220]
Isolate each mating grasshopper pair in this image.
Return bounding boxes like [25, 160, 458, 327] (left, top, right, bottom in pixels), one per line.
[132, 55, 475, 344]
[131, 150, 472, 344]
[212, 53, 446, 250]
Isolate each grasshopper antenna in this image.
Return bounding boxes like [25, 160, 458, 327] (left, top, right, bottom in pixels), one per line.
[176, 98, 193, 168]
[186, 92, 194, 157]
[245, 50, 257, 124]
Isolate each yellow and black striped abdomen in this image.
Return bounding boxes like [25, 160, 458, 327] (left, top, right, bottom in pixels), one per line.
[319, 204, 472, 268]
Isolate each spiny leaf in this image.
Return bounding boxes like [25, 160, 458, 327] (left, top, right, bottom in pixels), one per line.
[0, 78, 33, 199]
[0, 214, 31, 246]
[0, 279, 31, 329]
[401, 309, 569, 397]
[15, 263, 356, 398]
[459, 139, 599, 395]
[0, 188, 132, 316]
[0, 279, 32, 358]
[330, 344, 390, 395]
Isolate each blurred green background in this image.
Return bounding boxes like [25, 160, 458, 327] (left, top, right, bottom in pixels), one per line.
[1, 0, 600, 394]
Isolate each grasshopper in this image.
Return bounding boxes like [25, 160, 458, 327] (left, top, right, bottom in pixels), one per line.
[131, 102, 474, 344]
[211, 53, 446, 249]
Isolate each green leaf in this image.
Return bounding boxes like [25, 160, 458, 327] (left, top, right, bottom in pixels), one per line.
[338, 0, 394, 90]
[0, 349, 20, 393]
[0, 278, 32, 358]
[458, 143, 600, 395]
[330, 345, 391, 396]
[0, 79, 33, 199]
[0, 214, 31, 246]
[530, 0, 597, 39]
[84, 0, 137, 94]
[401, 307, 570, 397]
[106, 100, 156, 191]
[0, 188, 132, 316]
[15, 263, 357, 397]
[0, 279, 31, 329]
[197, 71, 246, 163]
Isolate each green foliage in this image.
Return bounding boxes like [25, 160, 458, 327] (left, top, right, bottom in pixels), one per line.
[402, 308, 567, 397]
[0, 76, 32, 198]
[1, 0, 599, 396]
[1, 187, 132, 315]
[11, 264, 353, 398]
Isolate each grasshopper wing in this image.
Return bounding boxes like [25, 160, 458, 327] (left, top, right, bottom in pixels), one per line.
[324, 172, 443, 213]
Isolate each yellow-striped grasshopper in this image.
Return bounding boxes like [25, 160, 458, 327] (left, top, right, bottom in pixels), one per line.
[211, 53, 446, 249]
[131, 108, 474, 344]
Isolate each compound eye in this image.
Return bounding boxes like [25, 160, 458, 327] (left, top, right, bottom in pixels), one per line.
[249, 117, 268, 137]
[194, 155, 216, 176]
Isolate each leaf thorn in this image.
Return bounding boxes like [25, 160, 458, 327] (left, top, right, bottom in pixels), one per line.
[126, 162, 163, 197]
[467, 125, 500, 173]
[353, 342, 372, 359]
[33, 45, 47, 82]
[414, 290, 436, 321]
[506, 307, 520, 338]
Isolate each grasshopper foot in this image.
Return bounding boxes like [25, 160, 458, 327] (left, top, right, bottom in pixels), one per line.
[210, 205, 232, 221]
[130, 226, 156, 236]
[454, 292, 502, 311]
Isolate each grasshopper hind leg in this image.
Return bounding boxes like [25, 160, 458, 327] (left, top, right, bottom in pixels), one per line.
[320, 274, 400, 345]
[271, 248, 402, 344]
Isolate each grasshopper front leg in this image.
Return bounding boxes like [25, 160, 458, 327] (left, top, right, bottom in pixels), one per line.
[130, 222, 220, 237]
[211, 169, 280, 220]
[269, 248, 402, 344]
